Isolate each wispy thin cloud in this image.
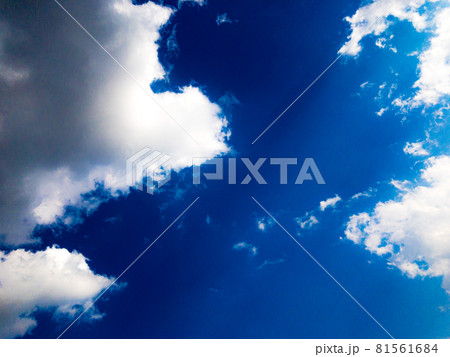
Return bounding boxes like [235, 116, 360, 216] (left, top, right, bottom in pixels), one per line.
[233, 241, 258, 256]
[258, 258, 285, 270]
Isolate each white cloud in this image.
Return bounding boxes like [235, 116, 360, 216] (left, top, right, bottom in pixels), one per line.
[314, 0, 450, 128]
[256, 217, 273, 232]
[351, 192, 370, 200]
[340, 0, 450, 107]
[345, 155, 450, 292]
[233, 242, 258, 256]
[412, 7, 450, 105]
[0, 0, 231, 245]
[294, 195, 341, 232]
[351, 187, 375, 200]
[376, 107, 389, 116]
[216, 13, 233, 26]
[403, 141, 430, 156]
[339, 0, 432, 56]
[360, 81, 372, 88]
[390, 179, 411, 191]
[408, 50, 420, 56]
[0, 246, 114, 338]
[257, 220, 266, 231]
[258, 258, 285, 269]
[375, 37, 386, 48]
[392, 97, 410, 112]
[319, 195, 342, 211]
[296, 214, 319, 230]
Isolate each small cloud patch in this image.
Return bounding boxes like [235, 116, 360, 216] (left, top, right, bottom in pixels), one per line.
[319, 195, 341, 211]
[216, 13, 235, 26]
[233, 241, 258, 256]
[256, 217, 274, 232]
[403, 141, 429, 157]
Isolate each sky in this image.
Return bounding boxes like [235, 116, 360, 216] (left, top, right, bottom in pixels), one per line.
[0, 0, 449, 339]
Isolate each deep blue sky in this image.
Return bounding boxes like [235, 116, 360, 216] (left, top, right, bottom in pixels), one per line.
[23, 0, 450, 338]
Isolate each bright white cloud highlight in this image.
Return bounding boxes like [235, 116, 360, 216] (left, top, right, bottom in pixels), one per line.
[376, 107, 389, 116]
[345, 155, 450, 292]
[0, 246, 114, 338]
[412, 6, 450, 105]
[375, 37, 387, 48]
[319, 195, 342, 211]
[0, 0, 231, 338]
[403, 141, 430, 156]
[0, 0, 231, 245]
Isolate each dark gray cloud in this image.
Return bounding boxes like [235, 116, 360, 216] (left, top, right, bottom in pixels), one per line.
[0, 0, 230, 245]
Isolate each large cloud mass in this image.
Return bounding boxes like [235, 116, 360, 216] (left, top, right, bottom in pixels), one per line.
[345, 156, 450, 293]
[0, 0, 230, 338]
[0, 0, 230, 245]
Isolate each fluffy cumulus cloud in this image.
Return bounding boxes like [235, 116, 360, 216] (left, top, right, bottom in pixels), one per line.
[339, 0, 432, 56]
[341, 1, 450, 294]
[345, 156, 450, 292]
[0, 246, 114, 338]
[319, 195, 342, 211]
[376, 107, 388, 116]
[294, 195, 343, 231]
[0, 0, 231, 338]
[0, 0, 230, 245]
[412, 6, 450, 105]
[403, 141, 429, 156]
[340, 0, 450, 107]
